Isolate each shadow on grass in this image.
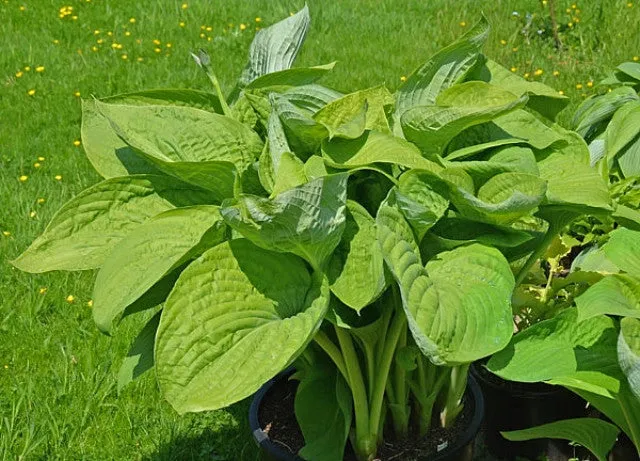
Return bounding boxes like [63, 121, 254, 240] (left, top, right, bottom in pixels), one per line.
[143, 401, 262, 461]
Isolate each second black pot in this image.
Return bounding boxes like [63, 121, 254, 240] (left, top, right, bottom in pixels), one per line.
[471, 362, 588, 461]
[250, 369, 485, 461]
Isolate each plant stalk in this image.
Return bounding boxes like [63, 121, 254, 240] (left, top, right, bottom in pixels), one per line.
[440, 364, 470, 428]
[314, 330, 348, 381]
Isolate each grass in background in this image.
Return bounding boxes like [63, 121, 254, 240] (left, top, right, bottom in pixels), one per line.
[1, 0, 639, 459]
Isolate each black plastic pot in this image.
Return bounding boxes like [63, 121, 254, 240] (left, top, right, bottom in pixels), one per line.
[471, 362, 588, 461]
[249, 369, 485, 461]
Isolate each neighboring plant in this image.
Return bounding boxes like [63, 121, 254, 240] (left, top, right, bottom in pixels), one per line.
[13, 8, 614, 461]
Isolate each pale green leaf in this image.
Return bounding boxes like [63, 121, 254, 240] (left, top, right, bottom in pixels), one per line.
[501, 418, 619, 461]
[95, 101, 263, 199]
[221, 174, 348, 270]
[469, 59, 569, 120]
[118, 311, 161, 391]
[572, 86, 638, 136]
[619, 317, 640, 401]
[396, 170, 449, 239]
[245, 63, 336, 91]
[395, 16, 489, 116]
[322, 130, 441, 172]
[401, 82, 527, 154]
[238, 6, 310, 86]
[327, 201, 386, 311]
[603, 228, 640, 276]
[576, 275, 640, 322]
[377, 195, 514, 364]
[271, 151, 307, 196]
[283, 84, 343, 113]
[92, 206, 228, 333]
[12, 175, 216, 273]
[271, 94, 328, 154]
[617, 62, 640, 82]
[617, 134, 640, 178]
[155, 239, 330, 413]
[81, 90, 222, 178]
[606, 101, 640, 164]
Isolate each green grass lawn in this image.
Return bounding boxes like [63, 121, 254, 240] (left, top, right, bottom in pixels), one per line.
[1, 0, 639, 459]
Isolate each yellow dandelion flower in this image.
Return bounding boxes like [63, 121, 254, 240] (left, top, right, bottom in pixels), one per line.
[500, 39, 507, 45]
[66, 295, 75, 303]
[137, 57, 144, 62]
[199, 33, 205, 38]
[179, 21, 185, 27]
[542, 0, 548, 5]
[207, 36, 212, 41]
[154, 47, 162, 53]
[628, 2, 633, 7]
[73, 140, 81, 147]
[553, 70, 560, 76]
[107, 31, 113, 36]
[74, 91, 81, 97]
[512, 47, 518, 52]
[97, 38, 104, 44]
[19, 5, 25, 11]
[124, 31, 131, 36]
[206, 26, 212, 32]
[37, 198, 45, 204]
[587, 81, 593, 88]
[92, 46, 99, 52]
[15, 71, 23, 78]
[72, 15, 77, 20]
[568, 22, 573, 28]
[27, 89, 36, 96]
[510, 66, 517, 72]
[53, 39, 60, 44]
[571, 3, 577, 9]
[181, 3, 188, 9]
[34, 162, 41, 168]
[19, 175, 28, 182]
[129, 17, 136, 23]
[35, 66, 45, 72]
[574, 17, 580, 23]
[255, 17, 262, 23]
[39, 287, 48, 294]
[121, 54, 128, 60]
[29, 211, 37, 218]
[459, 21, 467, 27]
[111, 42, 119, 49]
[576, 83, 583, 90]
[166, 43, 172, 48]
[38, 156, 45, 161]
[24, 66, 31, 71]
[200, 25, 206, 30]
[153, 39, 161, 45]
[400, 76, 407, 82]
[87, 300, 94, 307]
[240, 23, 247, 31]
[633, 56, 639, 62]
[534, 69, 543, 76]
[94, 30, 100, 35]
[2, 231, 11, 237]
[3, 365, 8, 369]
[524, 72, 530, 79]
[55, 174, 62, 180]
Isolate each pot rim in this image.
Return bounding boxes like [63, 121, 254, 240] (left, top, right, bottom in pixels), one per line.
[470, 362, 564, 399]
[249, 368, 485, 461]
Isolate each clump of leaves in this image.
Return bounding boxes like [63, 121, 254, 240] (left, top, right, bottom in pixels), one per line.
[13, 7, 617, 461]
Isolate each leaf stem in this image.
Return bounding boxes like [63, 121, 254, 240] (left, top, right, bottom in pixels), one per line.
[314, 330, 348, 380]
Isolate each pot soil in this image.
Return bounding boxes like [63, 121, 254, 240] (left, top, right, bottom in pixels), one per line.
[470, 362, 590, 461]
[249, 369, 484, 461]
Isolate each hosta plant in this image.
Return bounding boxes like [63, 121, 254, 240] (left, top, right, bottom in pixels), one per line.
[13, 8, 614, 461]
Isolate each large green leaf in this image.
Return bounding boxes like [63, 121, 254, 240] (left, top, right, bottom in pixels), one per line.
[12, 175, 216, 272]
[313, 86, 394, 139]
[617, 62, 640, 82]
[446, 109, 564, 159]
[469, 59, 569, 120]
[295, 360, 352, 461]
[118, 311, 161, 391]
[155, 239, 330, 413]
[487, 308, 620, 385]
[572, 87, 638, 137]
[245, 63, 336, 92]
[576, 274, 640, 322]
[501, 418, 619, 461]
[221, 174, 348, 270]
[271, 94, 328, 154]
[327, 201, 386, 311]
[95, 101, 263, 199]
[92, 206, 228, 333]
[377, 194, 514, 364]
[448, 146, 539, 184]
[606, 101, 640, 165]
[395, 16, 489, 117]
[619, 317, 640, 401]
[322, 130, 441, 172]
[431, 216, 534, 248]
[283, 84, 343, 113]
[81, 90, 222, 178]
[603, 228, 640, 276]
[396, 170, 450, 239]
[537, 131, 612, 213]
[401, 82, 527, 154]
[238, 5, 310, 87]
[617, 134, 640, 178]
